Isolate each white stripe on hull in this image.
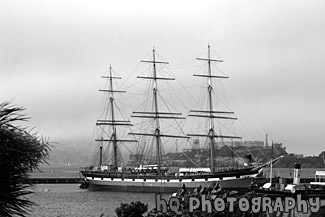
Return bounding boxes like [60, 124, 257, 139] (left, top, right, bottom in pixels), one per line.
[86, 174, 257, 183]
[85, 174, 256, 193]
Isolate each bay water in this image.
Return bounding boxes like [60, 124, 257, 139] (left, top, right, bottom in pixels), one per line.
[24, 166, 325, 216]
[26, 184, 163, 217]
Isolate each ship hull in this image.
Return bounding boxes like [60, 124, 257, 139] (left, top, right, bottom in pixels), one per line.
[81, 168, 262, 193]
[86, 176, 254, 193]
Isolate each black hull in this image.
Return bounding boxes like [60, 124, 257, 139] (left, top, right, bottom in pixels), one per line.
[81, 166, 263, 193]
[86, 177, 254, 194]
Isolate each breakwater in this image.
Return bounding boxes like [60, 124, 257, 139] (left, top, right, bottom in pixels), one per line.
[28, 177, 83, 184]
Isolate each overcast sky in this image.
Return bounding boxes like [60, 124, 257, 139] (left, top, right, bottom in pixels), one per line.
[1, 0, 325, 157]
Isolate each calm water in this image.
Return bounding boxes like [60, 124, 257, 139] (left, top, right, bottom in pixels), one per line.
[24, 166, 325, 216]
[25, 184, 325, 217]
[26, 184, 165, 217]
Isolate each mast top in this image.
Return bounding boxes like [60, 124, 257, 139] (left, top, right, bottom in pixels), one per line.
[196, 45, 223, 63]
[141, 47, 169, 65]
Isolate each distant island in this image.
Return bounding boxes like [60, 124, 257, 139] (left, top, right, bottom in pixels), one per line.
[46, 140, 325, 168]
[128, 140, 325, 169]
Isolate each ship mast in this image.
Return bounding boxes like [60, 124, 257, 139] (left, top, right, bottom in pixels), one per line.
[130, 48, 189, 175]
[95, 65, 137, 168]
[188, 45, 241, 174]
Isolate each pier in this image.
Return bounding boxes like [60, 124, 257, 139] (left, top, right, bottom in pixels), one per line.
[28, 177, 83, 184]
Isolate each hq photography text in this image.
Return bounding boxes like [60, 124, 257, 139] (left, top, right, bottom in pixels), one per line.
[155, 194, 320, 215]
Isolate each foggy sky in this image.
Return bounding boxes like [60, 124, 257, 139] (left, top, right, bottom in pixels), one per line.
[1, 0, 325, 156]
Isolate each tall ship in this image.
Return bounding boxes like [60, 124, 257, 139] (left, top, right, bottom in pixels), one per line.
[80, 46, 270, 193]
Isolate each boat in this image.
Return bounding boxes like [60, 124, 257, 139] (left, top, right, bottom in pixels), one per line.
[80, 46, 270, 193]
[252, 164, 325, 199]
[310, 170, 325, 186]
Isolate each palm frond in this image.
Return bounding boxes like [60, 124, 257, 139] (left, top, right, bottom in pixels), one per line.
[0, 101, 50, 216]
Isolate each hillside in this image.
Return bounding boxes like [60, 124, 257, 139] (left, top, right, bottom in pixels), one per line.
[46, 141, 325, 169]
[45, 142, 93, 166]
